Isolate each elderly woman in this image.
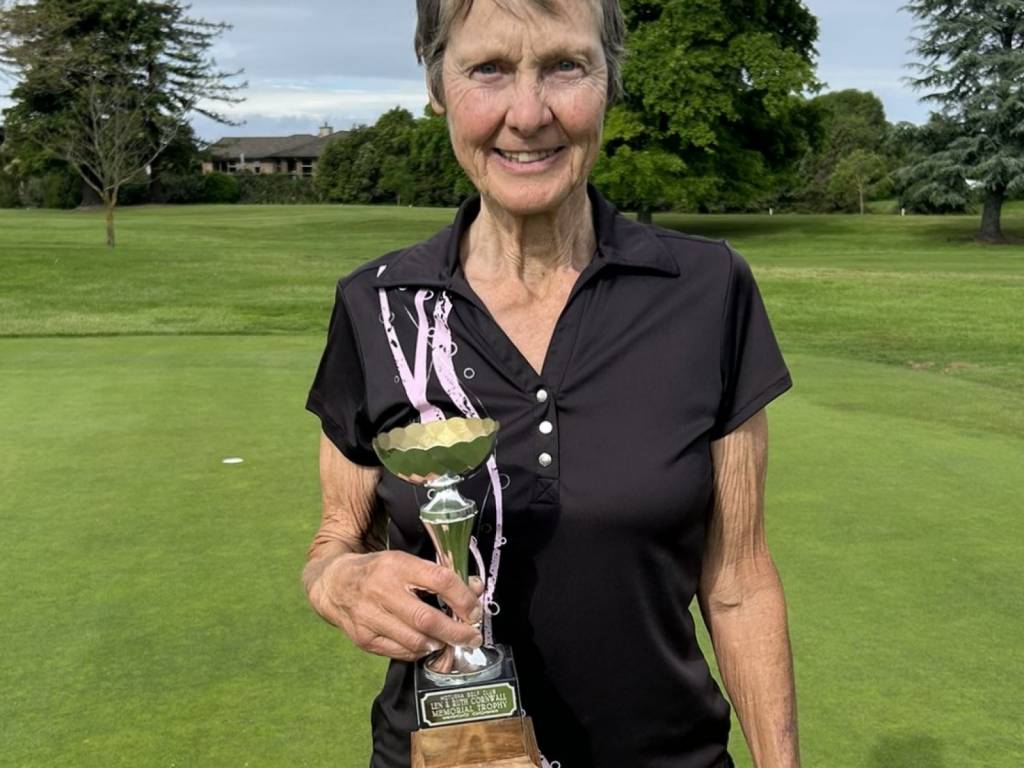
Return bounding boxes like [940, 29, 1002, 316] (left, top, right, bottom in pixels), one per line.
[303, 0, 800, 766]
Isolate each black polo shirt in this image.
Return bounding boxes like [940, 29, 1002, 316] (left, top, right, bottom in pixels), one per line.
[307, 184, 792, 768]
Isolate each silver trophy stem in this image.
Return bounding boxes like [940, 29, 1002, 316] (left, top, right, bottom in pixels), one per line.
[421, 474, 503, 686]
[421, 474, 476, 582]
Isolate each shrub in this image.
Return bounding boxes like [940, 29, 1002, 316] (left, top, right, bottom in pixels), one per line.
[39, 169, 81, 209]
[201, 172, 240, 204]
[0, 171, 19, 208]
[18, 175, 45, 208]
[236, 173, 320, 204]
[157, 173, 206, 204]
[117, 180, 151, 207]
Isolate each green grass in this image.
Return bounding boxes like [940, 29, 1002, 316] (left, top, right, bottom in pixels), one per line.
[3, 204, 1022, 396]
[1, 203, 1021, 767]
[0, 336, 385, 766]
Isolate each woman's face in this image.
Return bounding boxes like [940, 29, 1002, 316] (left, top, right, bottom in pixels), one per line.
[435, 0, 609, 217]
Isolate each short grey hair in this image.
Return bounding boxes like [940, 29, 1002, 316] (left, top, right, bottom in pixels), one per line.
[415, 0, 626, 106]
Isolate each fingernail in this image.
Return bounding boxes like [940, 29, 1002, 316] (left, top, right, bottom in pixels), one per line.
[426, 641, 442, 653]
[469, 606, 483, 624]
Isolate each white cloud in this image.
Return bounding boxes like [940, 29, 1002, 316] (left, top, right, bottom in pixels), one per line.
[207, 78, 427, 121]
[190, 76, 431, 140]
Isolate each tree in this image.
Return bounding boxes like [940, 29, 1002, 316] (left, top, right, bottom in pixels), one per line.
[315, 125, 371, 203]
[372, 107, 416, 205]
[406, 109, 473, 206]
[63, 72, 179, 246]
[827, 149, 887, 214]
[796, 89, 890, 210]
[593, 0, 821, 221]
[377, 155, 417, 206]
[315, 107, 471, 207]
[350, 140, 383, 203]
[889, 114, 972, 214]
[902, 0, 1024, 241]
[0, 0, 243, 244]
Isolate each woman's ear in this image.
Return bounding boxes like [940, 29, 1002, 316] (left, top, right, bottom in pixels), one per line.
[427, 74, 445, 115]
[428, 92, 445, 116]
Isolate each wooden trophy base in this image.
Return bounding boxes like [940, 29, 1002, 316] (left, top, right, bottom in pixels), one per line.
[411, 716, 541, 768]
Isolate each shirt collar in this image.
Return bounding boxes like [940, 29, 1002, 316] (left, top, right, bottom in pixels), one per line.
[374, 183, 680, 288]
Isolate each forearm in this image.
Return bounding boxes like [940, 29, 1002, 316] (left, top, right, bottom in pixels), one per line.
[705, 566, 800, 768]
[304, 433, 384, 601]
[304, 507, 384, 591]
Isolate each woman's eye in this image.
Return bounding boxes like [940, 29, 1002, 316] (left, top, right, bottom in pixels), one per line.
[556, 60, 581, 73]
[474, 62, 500, 76]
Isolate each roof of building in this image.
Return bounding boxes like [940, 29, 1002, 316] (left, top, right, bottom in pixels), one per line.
[208, 132, 345, 160]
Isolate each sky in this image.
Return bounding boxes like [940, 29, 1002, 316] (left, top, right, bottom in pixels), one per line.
[1, 1, 933, 142]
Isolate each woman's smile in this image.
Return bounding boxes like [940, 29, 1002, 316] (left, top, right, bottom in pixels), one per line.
[491, 145, 568, 173]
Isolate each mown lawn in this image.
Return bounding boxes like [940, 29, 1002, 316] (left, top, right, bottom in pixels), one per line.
[1, 203, 1021, 767]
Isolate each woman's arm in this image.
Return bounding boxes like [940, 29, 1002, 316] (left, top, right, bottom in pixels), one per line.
[698, 409, 801, 768]
[302, 432, 483, 661]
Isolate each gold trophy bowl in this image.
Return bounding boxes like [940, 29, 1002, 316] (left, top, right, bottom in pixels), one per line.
[372, 417, 499, 482]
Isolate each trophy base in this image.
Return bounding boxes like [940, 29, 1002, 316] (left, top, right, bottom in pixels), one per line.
[414, 645, 538, 766]
[416, 643, 523, 729]
[411, 715, 541, 768]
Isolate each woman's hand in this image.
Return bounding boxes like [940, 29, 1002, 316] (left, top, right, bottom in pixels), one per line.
[305, 432, 485, 664]
[308, 549, 485, 663]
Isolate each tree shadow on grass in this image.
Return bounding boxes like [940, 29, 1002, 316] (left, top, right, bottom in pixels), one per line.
[652, 215, 816, 240]
[869, 734, 946, 768]
[654, 213, 1024, 250]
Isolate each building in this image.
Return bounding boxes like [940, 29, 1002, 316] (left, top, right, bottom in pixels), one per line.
[202, 125, 344, 178]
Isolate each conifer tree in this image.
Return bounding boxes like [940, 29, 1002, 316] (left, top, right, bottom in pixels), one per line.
[902, 0, 1024, 241]
[0, 0, 244, 245]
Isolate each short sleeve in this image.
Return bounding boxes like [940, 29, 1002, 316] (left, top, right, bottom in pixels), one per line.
[305, 284, 381, 466]
[709, 245, 793, 439]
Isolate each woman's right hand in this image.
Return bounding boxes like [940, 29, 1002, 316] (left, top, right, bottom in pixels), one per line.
[307, 550, 485, 663]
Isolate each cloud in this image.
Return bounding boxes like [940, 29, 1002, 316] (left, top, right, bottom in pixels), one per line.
[186, 0, 422, 81]
[191, 76, 429, 140]
[209, 78, 427, 119]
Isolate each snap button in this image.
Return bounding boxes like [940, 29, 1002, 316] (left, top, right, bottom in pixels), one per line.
[535, 388, 549, 403]
[538, 452, 553, 468]
[538, 420, 553, 435]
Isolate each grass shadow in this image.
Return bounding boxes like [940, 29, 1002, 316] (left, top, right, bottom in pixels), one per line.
[651, 215, 819, 240]
[653, 211, 1024, 251]
[870, 734, 946, 768]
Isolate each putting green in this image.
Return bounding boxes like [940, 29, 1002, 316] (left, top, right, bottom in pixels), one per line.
[1, 335, 1020, 767]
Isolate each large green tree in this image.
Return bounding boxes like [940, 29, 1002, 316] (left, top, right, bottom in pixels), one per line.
[315, 107, 471, 207]
[315, 124, 376, 204]
[593, 0, 821, 221]
[0, 0, 243, 244]
[902, 0, 1024, 241]
[406, 110, 474, 206]
[371, 107, 417, 205]
[796, 89, 889, 210]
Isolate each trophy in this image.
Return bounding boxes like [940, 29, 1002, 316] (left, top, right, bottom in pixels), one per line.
[373, 417, 540, 768]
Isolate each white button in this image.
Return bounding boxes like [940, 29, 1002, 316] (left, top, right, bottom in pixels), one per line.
[535, 388, 549, 403]
[538, 452, 553, 467]
[539, 420, 553, 435]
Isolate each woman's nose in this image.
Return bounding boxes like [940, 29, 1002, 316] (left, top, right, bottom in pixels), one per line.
[505, 78, 553, 135]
